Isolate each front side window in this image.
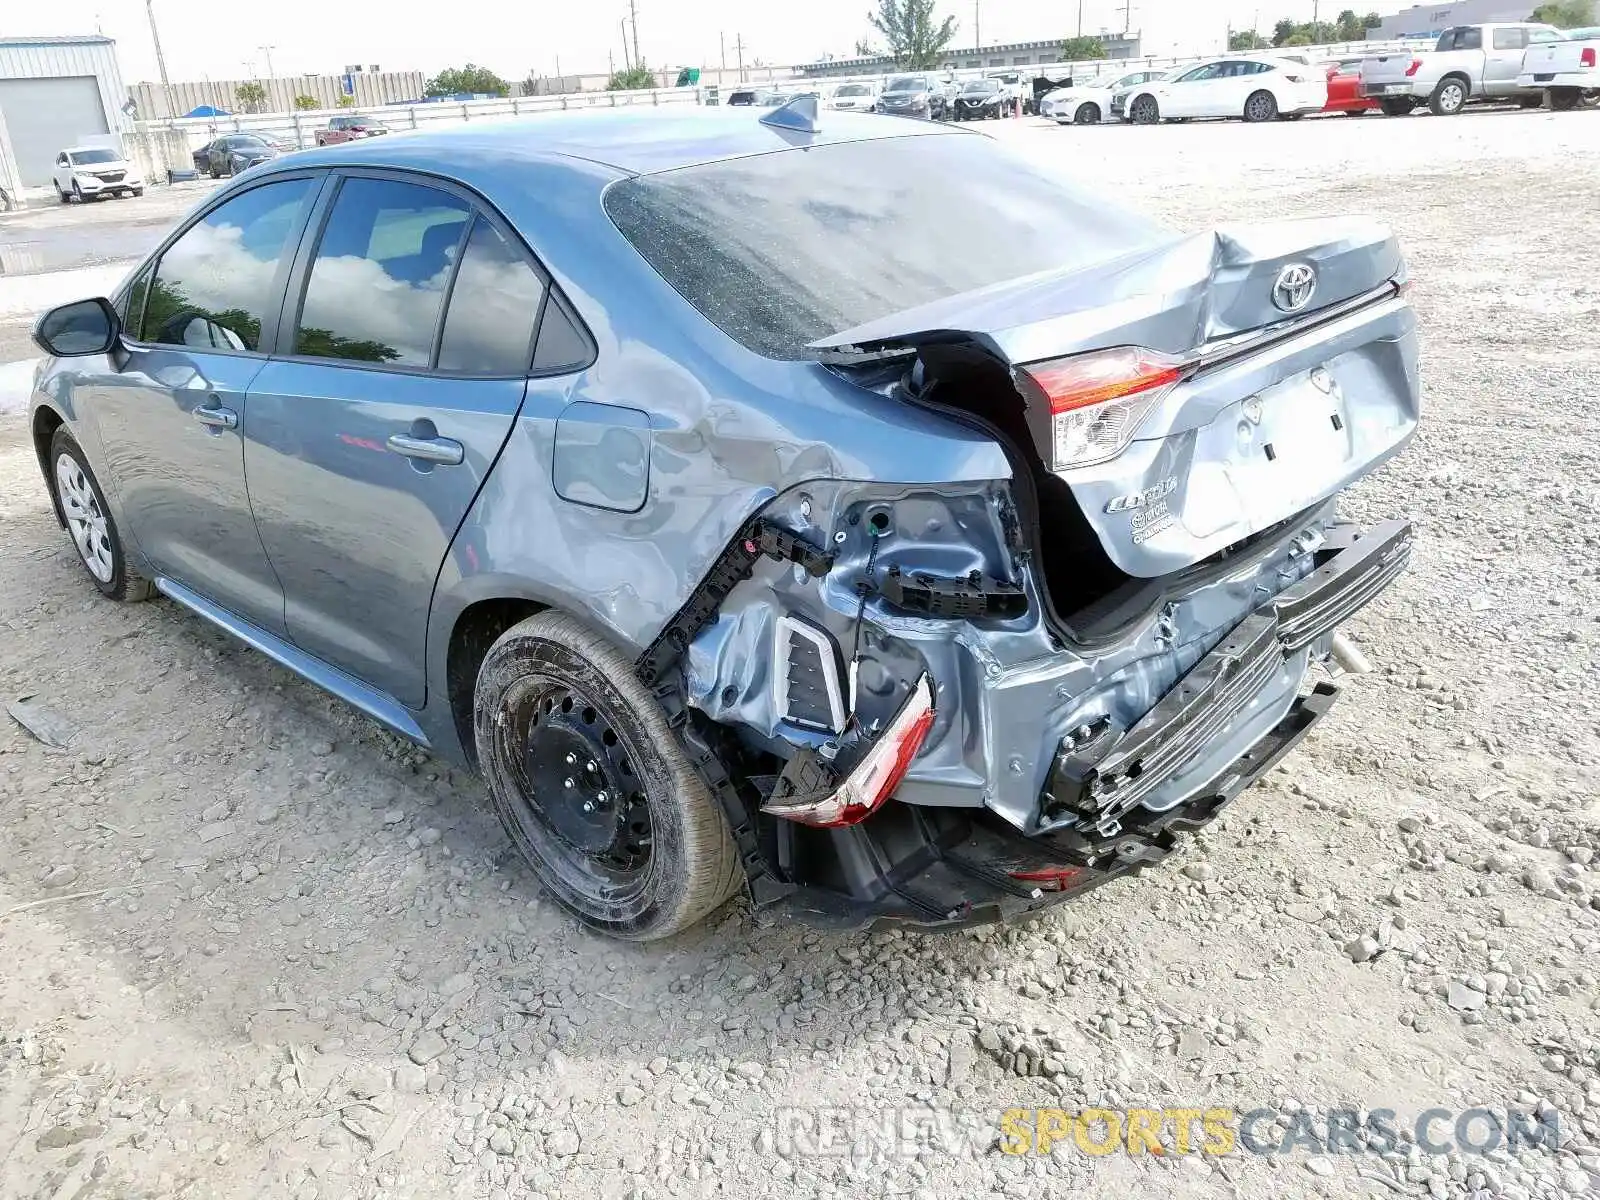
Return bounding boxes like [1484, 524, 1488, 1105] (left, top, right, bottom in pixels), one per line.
[435, 219, 546, 375]
[1455, 27, 1483, 50]
[1178, 64, 1220, 82]
[293, 177, 470, 367]
[1492, 28, 1526, 49]
[139, 177, 315, 351]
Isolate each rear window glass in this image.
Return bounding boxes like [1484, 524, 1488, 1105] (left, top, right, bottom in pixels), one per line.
[603, 133, 1167, 360]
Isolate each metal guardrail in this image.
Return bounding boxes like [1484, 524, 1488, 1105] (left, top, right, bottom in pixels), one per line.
[136, 86, 702, 152]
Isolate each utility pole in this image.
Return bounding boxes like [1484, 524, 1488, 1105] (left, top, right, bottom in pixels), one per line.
[144, 0, 173, 120]
[1077, 0, 1083, 38]
[620, 18, 631, 70]
[1120, 0, 1133, 36]
[974, 0, 980, 49]
[628, 0, 641, 70]
[259, 45, 276, 78]
[734, 34, 746, 83]
[720, 32, 726, 71]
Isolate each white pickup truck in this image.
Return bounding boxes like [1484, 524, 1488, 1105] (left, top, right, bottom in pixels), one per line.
[1517, 25, 1600, 110]
[1361, 23, 1562, 115]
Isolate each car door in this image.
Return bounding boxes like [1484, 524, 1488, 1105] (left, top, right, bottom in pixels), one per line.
[1163, 64, 1221, 116]
[241, 172, 568, 706]
[1486, 27, 1528, 93]
[53, 152, 70, 194]
[90, 174, 323, 635]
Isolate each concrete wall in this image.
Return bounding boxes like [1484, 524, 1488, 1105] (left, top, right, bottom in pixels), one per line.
[129, 71, 427, 120]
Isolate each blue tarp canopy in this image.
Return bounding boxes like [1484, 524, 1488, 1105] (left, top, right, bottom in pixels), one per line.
[184, 104, 231, 117]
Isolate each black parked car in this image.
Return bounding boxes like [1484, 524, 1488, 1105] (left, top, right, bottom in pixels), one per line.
[192, 134, 282, 178]
[953, 78, 1008, 119]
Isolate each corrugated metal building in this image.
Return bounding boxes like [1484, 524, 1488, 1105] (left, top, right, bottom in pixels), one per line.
[0, 35, 131, 192]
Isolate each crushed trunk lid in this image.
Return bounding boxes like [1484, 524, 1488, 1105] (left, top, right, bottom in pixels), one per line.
[815, 217, 1419, 580]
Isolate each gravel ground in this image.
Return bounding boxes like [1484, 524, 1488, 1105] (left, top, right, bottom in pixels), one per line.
[1, 110, 1598, 1200]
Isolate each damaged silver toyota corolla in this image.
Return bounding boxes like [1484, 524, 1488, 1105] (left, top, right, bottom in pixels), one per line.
[29, 100, 1416, 939]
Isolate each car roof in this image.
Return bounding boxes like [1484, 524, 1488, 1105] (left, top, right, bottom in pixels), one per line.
[273, 105, 951, 177]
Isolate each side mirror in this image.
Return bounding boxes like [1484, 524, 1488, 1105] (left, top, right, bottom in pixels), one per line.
[33, 297, 121, 358]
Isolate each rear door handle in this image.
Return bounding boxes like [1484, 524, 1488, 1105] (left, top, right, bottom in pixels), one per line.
[387, 433, 464, 466]
[194, 404, 238, 430]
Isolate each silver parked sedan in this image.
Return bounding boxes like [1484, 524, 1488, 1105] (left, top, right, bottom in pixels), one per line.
[28, 101, 1418, 939]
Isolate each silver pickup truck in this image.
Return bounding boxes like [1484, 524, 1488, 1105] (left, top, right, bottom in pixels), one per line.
[1361, 23, 1562, 115]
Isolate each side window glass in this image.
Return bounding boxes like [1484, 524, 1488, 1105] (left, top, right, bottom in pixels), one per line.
[436, 218, 546, 375]
[532, 296, 591, 373]
[139, 177, 315, 351]
[1492, 28, 1523, 49]
[123, 266, 153, 332]
[1457, 27, 1483, 50]
[1528, 28, 1559, 42]
[294, 177, 470, 367]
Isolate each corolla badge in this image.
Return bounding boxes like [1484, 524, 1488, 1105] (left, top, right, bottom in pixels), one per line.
[1272, 263, 1318, 313]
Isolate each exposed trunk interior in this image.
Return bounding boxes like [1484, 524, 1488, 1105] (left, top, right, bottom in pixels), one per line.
[900, 345, 1136, 638]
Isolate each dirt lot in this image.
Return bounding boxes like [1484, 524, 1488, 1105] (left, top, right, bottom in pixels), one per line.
[1, 111, 1598, 1200]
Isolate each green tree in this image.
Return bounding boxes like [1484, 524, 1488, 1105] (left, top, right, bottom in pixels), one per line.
[423, 64, 510, 98]
[1285, 30, 1313, 44]
[1335, 8, 1364, 38]
[853, 36, 875, 55]
[1272, 17, 1298, 44]
[1061, 36, 1105, 60]
[1530, 0, 1595, 25]
[607, 64, 656, 90]
[1364, 11, 1382, 27]
[292, 94, 319, 110]
[336, 95, 354, 107]
[1229, 30, 1270, 49]
[234, 81, 266, 113]
[868, 0, 958, 69]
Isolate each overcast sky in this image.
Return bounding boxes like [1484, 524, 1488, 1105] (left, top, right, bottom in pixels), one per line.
[30, 0, 1347, 84]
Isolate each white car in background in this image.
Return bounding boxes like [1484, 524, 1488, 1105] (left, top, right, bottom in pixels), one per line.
[827, 81, 879, 110]
[52, 145, 144, 203]
[1122, 56, 1328, 124]
[1041, 68, 1171, 124]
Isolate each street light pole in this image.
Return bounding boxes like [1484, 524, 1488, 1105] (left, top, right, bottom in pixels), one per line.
[144, 0, 173, 120]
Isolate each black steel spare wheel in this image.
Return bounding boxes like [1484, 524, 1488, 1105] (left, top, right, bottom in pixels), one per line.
[474, 611, 741, 940]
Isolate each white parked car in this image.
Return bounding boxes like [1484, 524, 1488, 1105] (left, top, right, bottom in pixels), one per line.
[1041, 68, 1170, 125]
[53, 146, 144, 203]
[1122, 56, 1328, 125]
[1517, 25, 1600, 110]
[826, 81, 879, 110]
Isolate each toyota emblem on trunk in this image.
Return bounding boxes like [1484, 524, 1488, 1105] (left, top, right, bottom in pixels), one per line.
[1272, 263, 1318, 313]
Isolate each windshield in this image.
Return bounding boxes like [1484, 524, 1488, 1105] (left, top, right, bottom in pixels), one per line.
[963, 80, 1000, 93]
[885, 76, 926, 92]
[835, 84, 871, 96]
[605, 134, 1168, 360]
[68, 149, 120, 165]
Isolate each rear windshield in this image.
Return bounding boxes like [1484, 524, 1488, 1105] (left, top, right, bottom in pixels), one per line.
[885, 76, 926, 92]
[963, 80, 1000, 93]
[604, 134, 1167, 360]
[835, 84, 871, 96]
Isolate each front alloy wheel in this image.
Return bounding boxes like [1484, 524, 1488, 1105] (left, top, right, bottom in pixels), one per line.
[1243, 90, 1279, 122]
[1129, 94, 1159, 124]
[49, 429, 155, 602]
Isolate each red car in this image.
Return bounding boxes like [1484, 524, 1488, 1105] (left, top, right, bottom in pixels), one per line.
[1321, 59, 1379, 114]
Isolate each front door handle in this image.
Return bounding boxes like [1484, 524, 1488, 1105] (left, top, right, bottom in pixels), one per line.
[387, 433, 464, 466]
[194, 404, 238, 430]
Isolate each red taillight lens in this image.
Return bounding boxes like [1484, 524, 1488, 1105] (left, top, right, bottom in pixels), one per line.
[1404, 59, 1422, 76]
[1009, 866, 1084, 892]
[763, 674, 936, 829]
[1582, 47, 1597, 67]
[1022, 347, 1184, 471]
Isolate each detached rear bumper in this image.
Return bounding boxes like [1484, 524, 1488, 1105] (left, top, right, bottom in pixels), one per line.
[771, 518, 1411, 930]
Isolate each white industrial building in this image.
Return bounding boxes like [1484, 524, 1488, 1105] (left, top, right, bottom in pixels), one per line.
[1367, 0, 1545, 39]
[0, 35, 132, 195]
